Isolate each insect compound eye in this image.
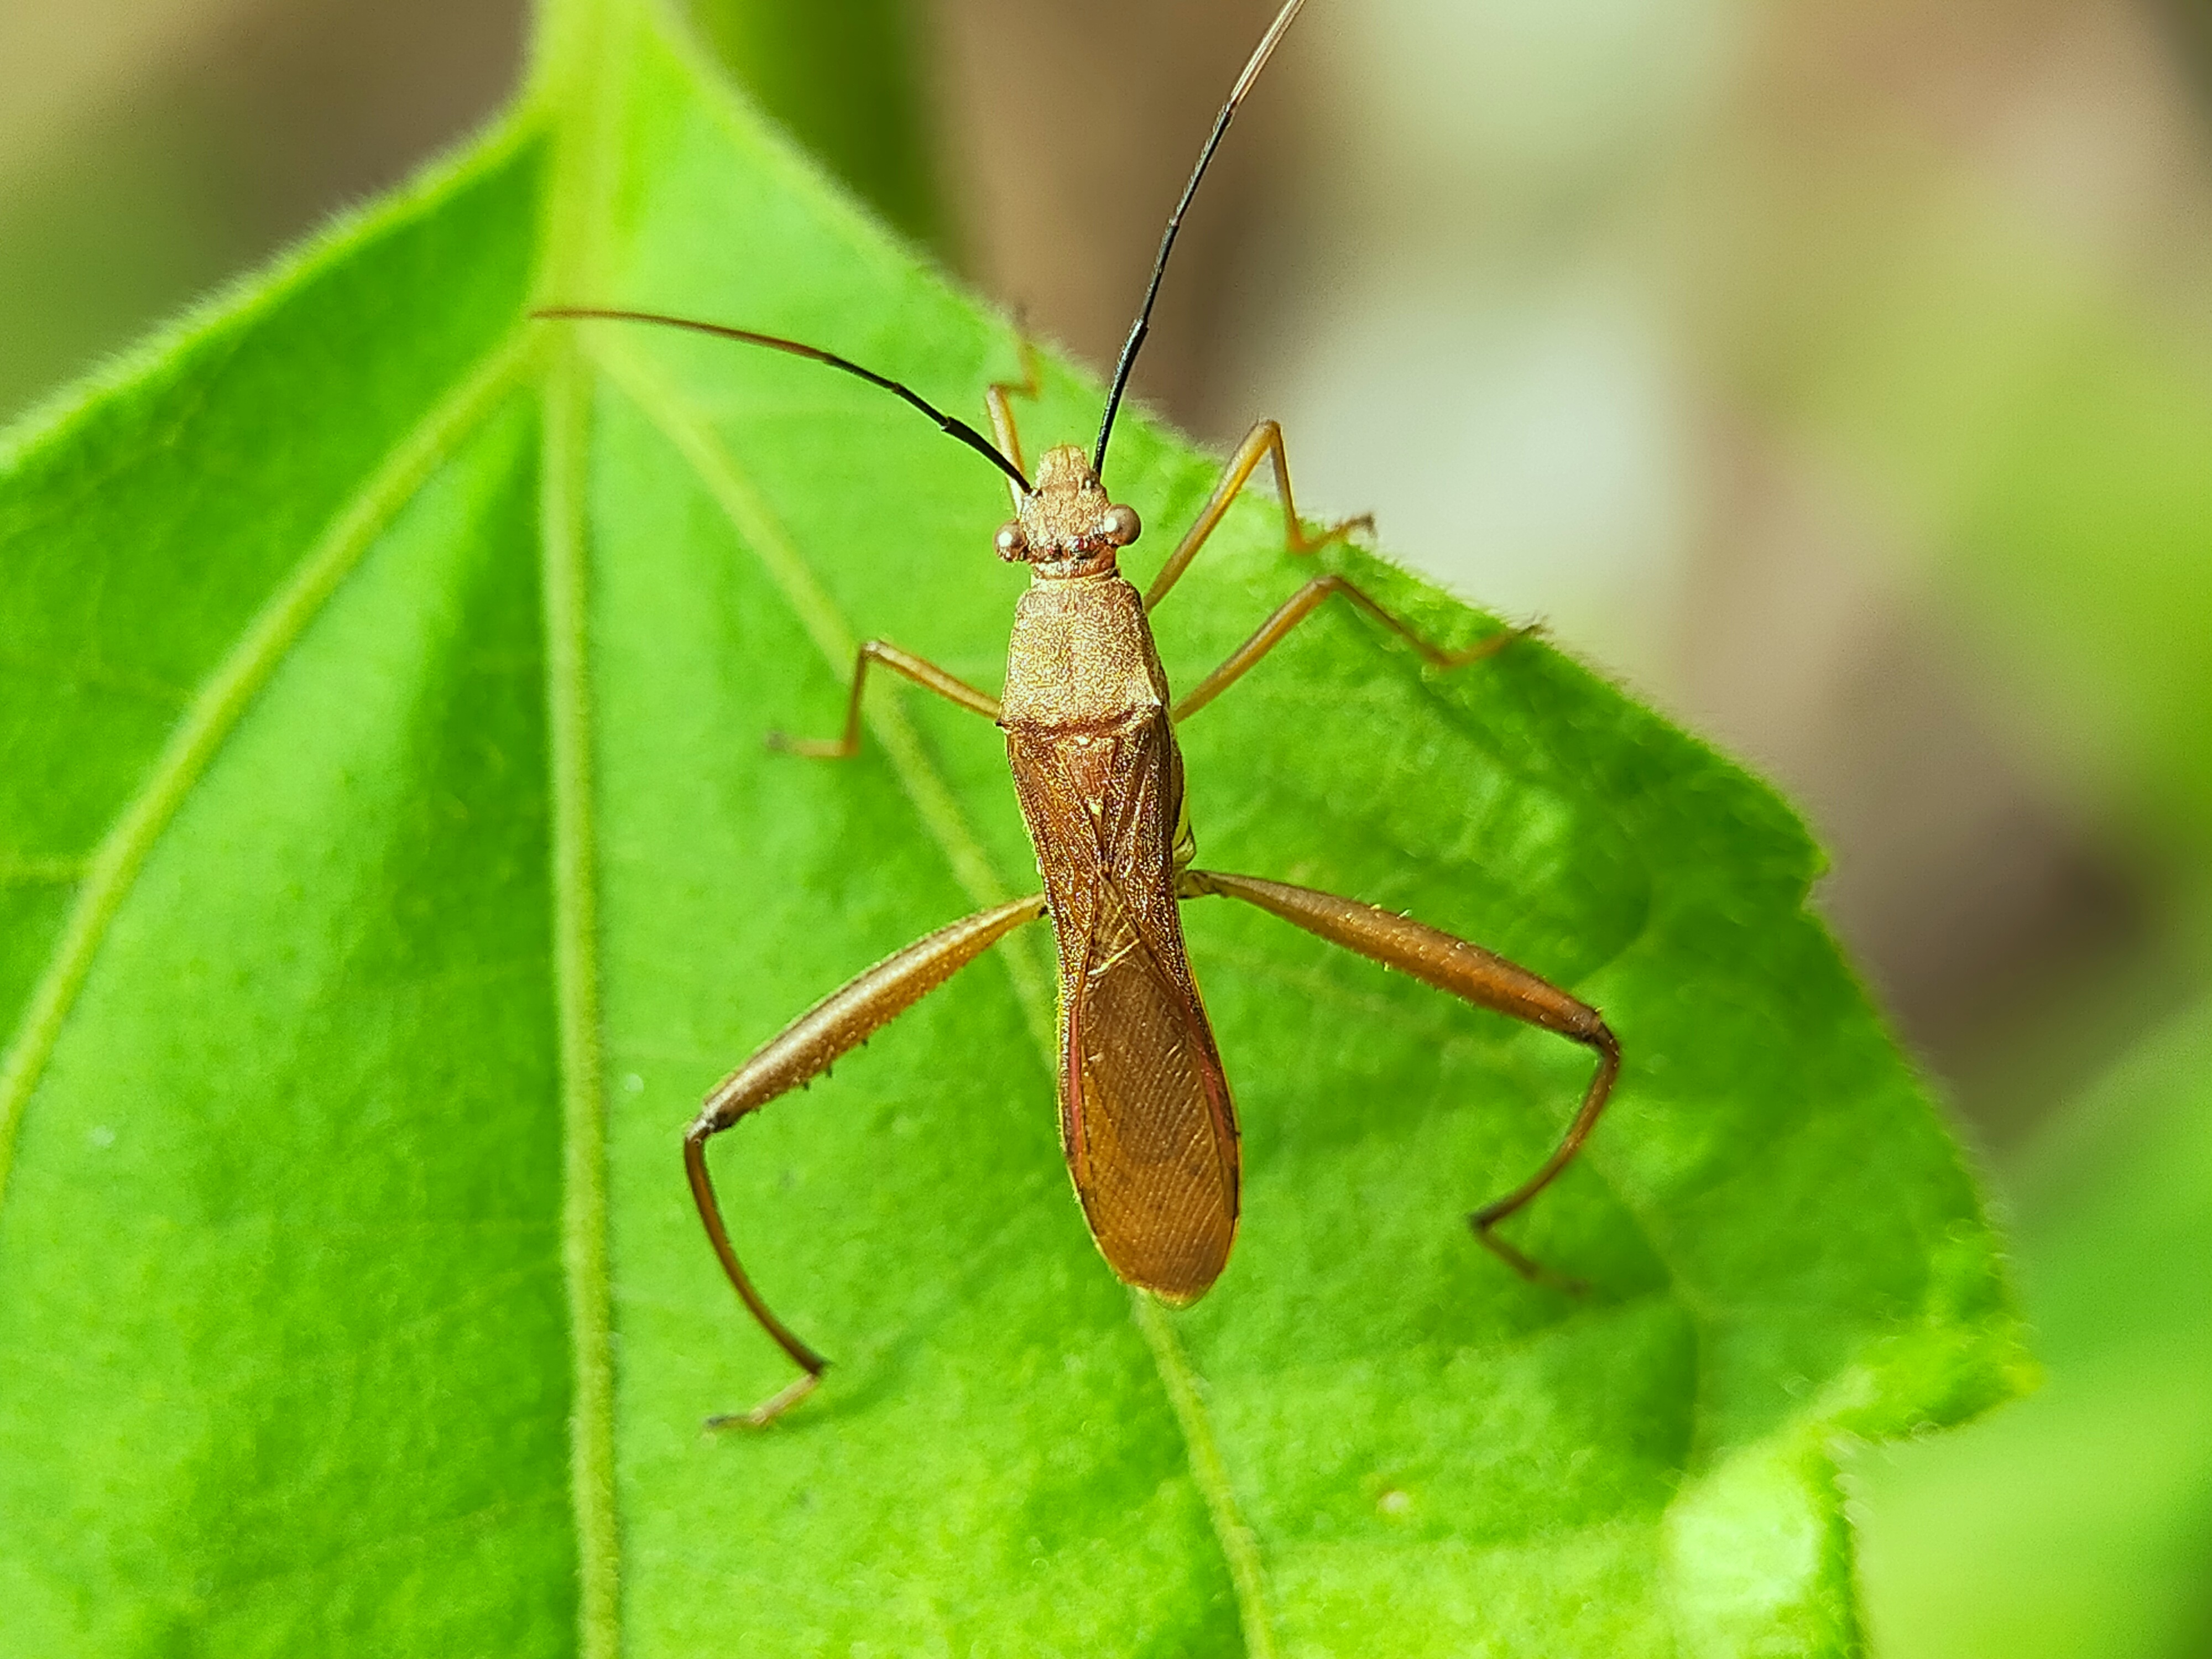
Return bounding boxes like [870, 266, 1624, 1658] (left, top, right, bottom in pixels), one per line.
[1100, 504, 1141, 546]
[994, 520, 1029, 562]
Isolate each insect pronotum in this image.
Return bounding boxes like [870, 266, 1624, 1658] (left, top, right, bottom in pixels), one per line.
[542, 0, 1620, 1428]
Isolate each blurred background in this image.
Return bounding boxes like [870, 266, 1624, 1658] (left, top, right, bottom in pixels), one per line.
[3, 0, 2206, 1650]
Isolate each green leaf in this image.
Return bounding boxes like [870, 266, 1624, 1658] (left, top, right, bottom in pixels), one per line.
[686, 0, 945, 253]
[1855, 997, 2212, 1659]
[0, 2, 2024, 1652]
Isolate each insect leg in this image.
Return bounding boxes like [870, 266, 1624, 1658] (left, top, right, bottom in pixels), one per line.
[984, 327, 1044, 509]
[686, 891, 1051, 1427]
[770, 640, 1002, 759]
[1178, 868, 1618, 1289]
[1173, 575, 1530, 723]
[1144, 420, 1372, 612]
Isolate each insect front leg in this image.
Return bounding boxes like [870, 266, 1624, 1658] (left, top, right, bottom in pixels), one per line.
[1178, 868, 1618, 1290]
[769, 640, 1001, 759]
[1173, 575, 1531, 723]
[1144, 420, 1373, 611]
[984, 327, 1044, 509]
[686, 891, 1050, 1427]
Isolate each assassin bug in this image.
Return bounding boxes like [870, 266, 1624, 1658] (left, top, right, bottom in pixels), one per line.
[543, 0, 1619, 1428]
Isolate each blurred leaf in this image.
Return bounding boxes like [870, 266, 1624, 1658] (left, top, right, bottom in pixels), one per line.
[0, 1, 2022, 1651]
[1855, 997, 2212, 1659]
[1707, 147, 2212, 865]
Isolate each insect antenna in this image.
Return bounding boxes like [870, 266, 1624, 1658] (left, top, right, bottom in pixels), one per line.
[535, 306, 1032, 494]
[1091, 0, 1308, 477]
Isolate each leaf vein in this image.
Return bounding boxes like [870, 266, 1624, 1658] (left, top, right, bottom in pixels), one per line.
[0, 332, 533, 1227]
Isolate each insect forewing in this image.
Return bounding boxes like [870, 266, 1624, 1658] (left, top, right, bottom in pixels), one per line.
[1009, 710, 1240, 1303]
[1063, 879, 1238, 1302]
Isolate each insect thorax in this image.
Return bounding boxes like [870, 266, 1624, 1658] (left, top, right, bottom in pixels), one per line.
[999, 575, 1170, 731]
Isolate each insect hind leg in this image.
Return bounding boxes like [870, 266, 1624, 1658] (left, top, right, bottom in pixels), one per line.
[686, 891, 1049, 1426]
[1179, 867, 1617, 1291]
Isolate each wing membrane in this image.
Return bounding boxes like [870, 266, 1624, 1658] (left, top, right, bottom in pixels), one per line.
[1008, 708, 1240, 1302]
[1066, 877, 1237, 1301]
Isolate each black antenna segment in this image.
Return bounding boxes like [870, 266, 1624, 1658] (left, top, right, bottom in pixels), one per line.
[536, 307, 1032, 495]
[1091, 0, 1308, 477]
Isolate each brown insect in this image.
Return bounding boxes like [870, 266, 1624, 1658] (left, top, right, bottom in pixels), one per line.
[544, 0, 1618, 1428]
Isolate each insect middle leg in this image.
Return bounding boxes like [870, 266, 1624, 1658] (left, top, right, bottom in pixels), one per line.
[1178, 868, 1619, 1288]
[1173, 575, 1528, 723]
[770, 640, 1001, 759]
[1144, 420, 1374, 612]
[686, 891, 1051, 1427]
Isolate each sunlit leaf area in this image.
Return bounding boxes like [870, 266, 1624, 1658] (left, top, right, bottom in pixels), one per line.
[2, 0, 2205, 1654]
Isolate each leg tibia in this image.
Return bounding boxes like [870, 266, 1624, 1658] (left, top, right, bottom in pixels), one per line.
[1181, 868, 1616, 1288]
[685, 891, 1048, 1425]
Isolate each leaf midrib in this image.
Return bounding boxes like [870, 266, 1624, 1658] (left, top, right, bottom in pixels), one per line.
[530, 0, 643, 1648]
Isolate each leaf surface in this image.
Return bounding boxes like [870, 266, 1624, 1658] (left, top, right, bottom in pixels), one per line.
[0, 5, 2023, 1653]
